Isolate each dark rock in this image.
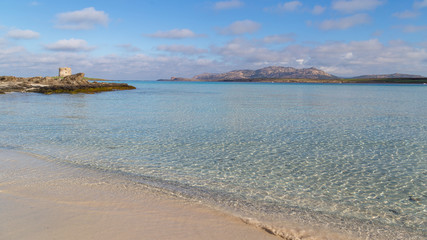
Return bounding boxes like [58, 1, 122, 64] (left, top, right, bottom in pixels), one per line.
[28, 76, 43, 83]
[388, 209, 399, 215]
[409, 196, 421, 202]
[0, 76, 17, 82]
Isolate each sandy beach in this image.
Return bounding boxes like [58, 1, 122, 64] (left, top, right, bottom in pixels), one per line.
[0, 149, 279, 240]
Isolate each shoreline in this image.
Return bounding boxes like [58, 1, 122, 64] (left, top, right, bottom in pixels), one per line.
[0, 149, 423, 240]
[0, 149, 280, 240]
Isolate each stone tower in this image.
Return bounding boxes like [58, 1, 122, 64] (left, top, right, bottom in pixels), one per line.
[59, 67, 72, 77]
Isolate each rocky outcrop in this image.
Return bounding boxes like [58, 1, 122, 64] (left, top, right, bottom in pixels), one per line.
[0, 73, 135, 94]
[62, 73, 87, 85]
[192, 66, 338, 80]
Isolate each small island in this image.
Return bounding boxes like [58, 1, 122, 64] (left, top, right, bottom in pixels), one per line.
[0, 67, 135, 94]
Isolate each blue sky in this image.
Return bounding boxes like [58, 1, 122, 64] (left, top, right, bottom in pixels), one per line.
[1, 0, 426, 79]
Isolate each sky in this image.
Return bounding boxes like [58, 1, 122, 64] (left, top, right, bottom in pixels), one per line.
[0, 0, 427, 80]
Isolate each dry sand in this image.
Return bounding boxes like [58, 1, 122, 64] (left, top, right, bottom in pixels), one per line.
[0, 149, 278, 240]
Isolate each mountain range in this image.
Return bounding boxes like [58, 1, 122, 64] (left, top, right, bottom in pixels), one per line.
[168, 66, 425, 82]
[192, 66, 338, 80]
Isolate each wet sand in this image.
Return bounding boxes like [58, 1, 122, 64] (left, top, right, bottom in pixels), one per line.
[0, 149, 278, 240]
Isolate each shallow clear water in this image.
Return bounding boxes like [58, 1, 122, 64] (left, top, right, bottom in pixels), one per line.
[1, 81, 426, 239]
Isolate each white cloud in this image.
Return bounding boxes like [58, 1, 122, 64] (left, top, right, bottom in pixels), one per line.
[55, 7, 109, 30]
[0, 38, 7, 46]
[80, 54, 219, 80]
[393, 10, 419, 19]
[414, 0, 427, 8]
[0, 45, 220, 79]
[278, 1, 302, 11]
[214, 0, 244, 10]
[0, 43, 215, 79]
[116, 44, 141, 52]
[307, 39, 427, 76]
[0, 45, 27, 55]
[395, 25, 427, 33]
[157, 45, 208, 55]
[44, 38, 95, 52]
[371, 30, 383, 37]
[332, 0, 384, 13]
[208, 37, 427, 77]
[1, 38, 427, 79]
[147, 29, 202, 39]
[211, 38, 289, 64]
[319, 14, 371, 30]
[296, 59, 305, 65]
[263, 34, 295, 44]
[344, 52, 353, 59]
[218, 20, 261, 35]
[7, 29, 40, 39]
[312, 5, 326, 15]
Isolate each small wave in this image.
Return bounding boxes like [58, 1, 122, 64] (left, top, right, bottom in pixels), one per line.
[241, 217, 357, 240]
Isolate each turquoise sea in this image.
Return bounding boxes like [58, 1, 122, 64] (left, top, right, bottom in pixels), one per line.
[1, 81, 426, 239]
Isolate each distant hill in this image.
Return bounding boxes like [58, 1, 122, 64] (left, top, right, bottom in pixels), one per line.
[192, 66, 339, 80]
[162, 66, 427, 84]
[353, 73, 425, 79]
